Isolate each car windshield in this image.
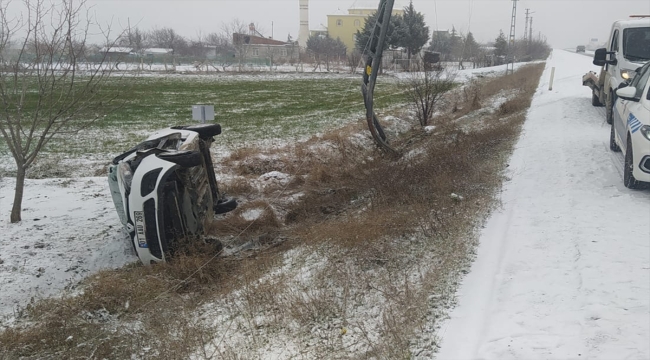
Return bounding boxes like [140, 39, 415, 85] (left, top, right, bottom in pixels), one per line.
[623, 27, 650, 62]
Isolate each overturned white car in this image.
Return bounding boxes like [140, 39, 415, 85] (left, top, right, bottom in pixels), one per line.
[108, 124, 236, 265]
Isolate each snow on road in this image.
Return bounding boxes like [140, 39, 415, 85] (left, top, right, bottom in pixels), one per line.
[437, 50, 650, 359]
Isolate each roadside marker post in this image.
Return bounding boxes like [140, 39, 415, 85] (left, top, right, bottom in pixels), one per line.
[549, 67, 556, 91]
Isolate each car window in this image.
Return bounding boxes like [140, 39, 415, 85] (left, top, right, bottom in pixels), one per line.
[630, 63, 650, 86]
[611, 30, 619, 52]
[623, 27, 650, 62]
[632, 65, 650, 98]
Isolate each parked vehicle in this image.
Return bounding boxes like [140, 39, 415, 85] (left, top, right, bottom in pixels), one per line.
[610, 61, 650, 188]
[582, 16, 650, 123]
[576, 45, 586, 53]
[108, 124, 237, 265]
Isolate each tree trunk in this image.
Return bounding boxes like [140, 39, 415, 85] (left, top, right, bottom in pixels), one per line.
[10, 166, 26, 223]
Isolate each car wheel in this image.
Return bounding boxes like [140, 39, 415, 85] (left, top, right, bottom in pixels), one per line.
[157, 150, 203, 168]
[609, 121, 621, 152]
[173, 124, 222, 138]
[623, 134, 640, 189]
[605, 91, 614, 124]
[592, 92, 603, 107]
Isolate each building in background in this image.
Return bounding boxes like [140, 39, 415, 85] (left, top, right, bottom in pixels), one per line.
[326, 2, 404, 54]
[233, 33, 298, 63]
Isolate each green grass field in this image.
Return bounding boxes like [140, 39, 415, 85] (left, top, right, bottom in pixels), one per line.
[0, 75, 406, 160]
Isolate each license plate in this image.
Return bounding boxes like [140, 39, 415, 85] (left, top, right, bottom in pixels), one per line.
[134, 211, 148, 248]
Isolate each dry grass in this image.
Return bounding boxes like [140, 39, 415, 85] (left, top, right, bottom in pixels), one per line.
[0, 63, 545, 359]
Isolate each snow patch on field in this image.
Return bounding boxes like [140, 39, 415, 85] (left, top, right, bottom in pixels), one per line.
[0, 177, 136, 325]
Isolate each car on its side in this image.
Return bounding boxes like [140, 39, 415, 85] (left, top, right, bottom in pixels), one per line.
[108, 124, 236, 265]
[576, 45, 586, 53]
[610, 62, 650, 188]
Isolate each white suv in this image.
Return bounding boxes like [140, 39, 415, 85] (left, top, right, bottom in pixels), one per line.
[610, 62, 650, 188]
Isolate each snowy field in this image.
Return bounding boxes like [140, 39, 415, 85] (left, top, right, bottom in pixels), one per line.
[437, 50, 650, 359]
[0, 178, 135, 322]
[0, 60, 530, 327]
[3, 52, 640, 358]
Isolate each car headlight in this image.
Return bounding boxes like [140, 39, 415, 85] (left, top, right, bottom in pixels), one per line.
[621, 69, 633, 81]
[118, 162, 133, 193]
[640, 125, 650, 141]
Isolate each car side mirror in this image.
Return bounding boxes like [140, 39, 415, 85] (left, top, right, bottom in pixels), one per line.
[593, 48, 617, 67]
[616, 86, 638, 101]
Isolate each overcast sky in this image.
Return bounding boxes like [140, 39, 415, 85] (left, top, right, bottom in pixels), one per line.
[10, 0, 650, 49]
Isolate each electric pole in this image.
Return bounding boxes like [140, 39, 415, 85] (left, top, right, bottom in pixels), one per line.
[524, 9, 530, 42]
[507, 0, 518, 75]
[529, 17, 534, 44]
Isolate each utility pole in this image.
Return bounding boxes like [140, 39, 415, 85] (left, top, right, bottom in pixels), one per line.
[524, 9, 530, 42]
[529, 17, 534, 44]
[507, 0, 518, 75]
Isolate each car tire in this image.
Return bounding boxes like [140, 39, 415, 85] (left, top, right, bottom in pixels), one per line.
[605, 91, 614, 124]
[609, 122, 621, 152]
[623, 134, 640, 189]
[157, 150, 203, 168]
[592, 92, 603, 107]
[173, 124, 222, 138]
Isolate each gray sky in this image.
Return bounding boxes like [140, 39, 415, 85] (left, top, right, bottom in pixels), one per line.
[14, 0, 650, 49]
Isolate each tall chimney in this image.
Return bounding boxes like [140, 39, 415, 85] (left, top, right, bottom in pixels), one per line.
[298, 0, 309, 48]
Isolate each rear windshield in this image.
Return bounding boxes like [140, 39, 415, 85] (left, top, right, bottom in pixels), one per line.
[623, 27, 650, 62]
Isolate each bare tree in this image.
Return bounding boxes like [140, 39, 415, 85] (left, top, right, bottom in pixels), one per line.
[347, 49, 362, 74]
[148, 27, 187, 58]
[404, 65, 456, 126]
[205, 31, 234, 71]
[306, 34, 346, 72]
[221, 19, 248, 72]
[0, 0, 125, 222]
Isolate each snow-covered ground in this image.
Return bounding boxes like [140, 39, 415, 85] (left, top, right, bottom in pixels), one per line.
[0, 60, 525, 327]
[4, 51, 647, 359]
[0, 177, 136, 323]
[437, 50, 650, 359]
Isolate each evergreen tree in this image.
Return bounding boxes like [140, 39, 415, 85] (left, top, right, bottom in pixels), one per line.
[355, 10, 401, 54]
[429, 30, 450, 55]
[463, 31, 479, 59]
[449, 26, 462, 60]
[494, 30, 507, 57]
[393, 1, 429, 60]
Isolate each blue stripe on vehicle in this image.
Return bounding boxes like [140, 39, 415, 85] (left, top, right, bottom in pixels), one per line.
[628, 113, 643, 134]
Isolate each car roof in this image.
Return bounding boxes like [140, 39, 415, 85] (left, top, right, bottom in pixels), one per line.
[613, 18, 650, 28]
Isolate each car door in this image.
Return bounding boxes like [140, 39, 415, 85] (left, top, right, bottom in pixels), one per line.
[607, 29, 620, 89]
[615, 88, 630, 148]
[616, 65, 650, 152]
